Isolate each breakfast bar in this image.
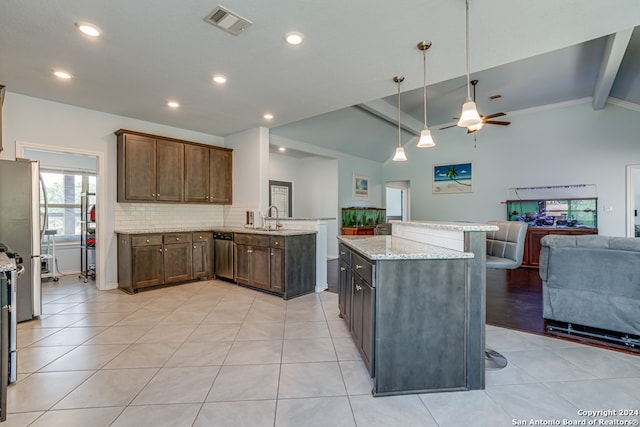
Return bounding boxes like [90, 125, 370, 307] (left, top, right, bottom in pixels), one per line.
[337, 221, 497, 396]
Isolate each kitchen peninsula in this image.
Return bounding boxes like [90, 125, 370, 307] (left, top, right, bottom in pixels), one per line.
[337, 221, 497, 396]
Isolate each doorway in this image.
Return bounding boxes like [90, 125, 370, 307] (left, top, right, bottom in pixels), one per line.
[626, 164, 640, 237]
[16, 141, 105, 289]
[385, 180, 410, 222]
[269, 180, 292, 218]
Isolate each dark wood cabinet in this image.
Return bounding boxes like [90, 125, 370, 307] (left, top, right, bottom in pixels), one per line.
[116, 129, 231, 205]
[163, 234, 192, 283]
[341, 226, 375, 235]
[116, 132, 184, 203]
[118, 231, 212, 293]
[184, 145, 232, 204]
[234, 233, 316, 299]
[192, 233, 213, 279]
[522, 227, 598, 267]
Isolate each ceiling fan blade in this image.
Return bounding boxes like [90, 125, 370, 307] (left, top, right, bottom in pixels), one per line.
[484, 120, 511, 126]
[483, 112, 506, 120]
[439, 124, 458, 130]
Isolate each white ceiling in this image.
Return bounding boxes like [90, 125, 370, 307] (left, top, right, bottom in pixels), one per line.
[1, 1, 639, 163]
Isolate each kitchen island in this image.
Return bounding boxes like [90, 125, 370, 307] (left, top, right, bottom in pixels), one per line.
[338, 221, 497, 396]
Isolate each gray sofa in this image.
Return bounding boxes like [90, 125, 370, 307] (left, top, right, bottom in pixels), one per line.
[539, 234, 640, 336]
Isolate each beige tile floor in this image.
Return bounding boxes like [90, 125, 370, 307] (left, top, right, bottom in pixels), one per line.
[4, 275, 640, 426]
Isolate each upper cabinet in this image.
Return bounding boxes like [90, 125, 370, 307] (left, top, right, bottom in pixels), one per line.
[0, 85, 5, 153]
[184, 144, 232, 204]
[116, 129, 232, 204]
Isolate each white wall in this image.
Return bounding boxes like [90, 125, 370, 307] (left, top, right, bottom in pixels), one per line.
[3, 92, 226, 289]
[383, 101, 640, 236]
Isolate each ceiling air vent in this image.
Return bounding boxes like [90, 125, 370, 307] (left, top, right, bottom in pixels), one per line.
[204, 5, 252, 36]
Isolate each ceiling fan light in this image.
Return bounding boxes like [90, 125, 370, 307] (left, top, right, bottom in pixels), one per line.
[468, 122, 484, 132]
[416, 128, 435, 148]
[457, 97, 482, 127]
[392, 146, 408, 162]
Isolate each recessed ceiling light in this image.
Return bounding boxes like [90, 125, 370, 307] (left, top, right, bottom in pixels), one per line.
[212, 74, 227, 84]
[263, 113, 274, 120]
[75, 22, 102, 37]
[167, 101, 180, 108]
[278, 147, 286, 152]
[284, 31, 304, 45]
[52, 70, 72, 80]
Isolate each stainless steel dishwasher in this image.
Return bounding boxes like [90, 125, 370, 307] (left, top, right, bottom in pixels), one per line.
[213, 231, 234, 282]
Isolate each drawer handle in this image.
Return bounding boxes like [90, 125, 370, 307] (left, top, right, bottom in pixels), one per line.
[340, 251, 346, 255]
[340, 267, 345, 271]
[247, 249, 253, 253]
[355, 264, 363, 269]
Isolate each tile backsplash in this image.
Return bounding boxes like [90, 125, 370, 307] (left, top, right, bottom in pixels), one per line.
[114, 203, 225, 231]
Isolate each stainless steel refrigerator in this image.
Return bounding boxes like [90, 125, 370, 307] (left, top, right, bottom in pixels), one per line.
[0, 159, 42, 322]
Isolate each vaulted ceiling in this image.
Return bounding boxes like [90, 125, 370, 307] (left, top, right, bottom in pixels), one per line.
[1, 1, 639, 163]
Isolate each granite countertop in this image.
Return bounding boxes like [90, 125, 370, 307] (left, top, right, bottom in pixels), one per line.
[392, 220, 499, 232]
[0, 253, 16, 272]
[338, 235, 474, 260]
[115, 227, 316, 236]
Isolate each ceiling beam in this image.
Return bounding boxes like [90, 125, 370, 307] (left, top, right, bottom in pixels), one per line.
[356, 99, 423, 136]
[592, 28, 634, 110]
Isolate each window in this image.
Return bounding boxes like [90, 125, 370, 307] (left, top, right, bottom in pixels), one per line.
[41, 170, 96, 242]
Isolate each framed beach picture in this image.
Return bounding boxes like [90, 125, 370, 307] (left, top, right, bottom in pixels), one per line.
[353, 174, 370, 200]
[433, 162, 473, 194]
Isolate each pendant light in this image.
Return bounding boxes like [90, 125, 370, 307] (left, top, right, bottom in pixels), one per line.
[416, 41, 435, 148]
[392, 76, 408, 162]
[457, 0, 482, 128]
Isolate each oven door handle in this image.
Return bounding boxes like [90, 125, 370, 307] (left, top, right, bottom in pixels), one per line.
[15, 264, 25, 278]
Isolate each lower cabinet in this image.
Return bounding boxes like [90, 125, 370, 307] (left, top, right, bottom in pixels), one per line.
[338, 243, 375, 374]
[118, 231, 212, 293]
[234, 233, 315, 299]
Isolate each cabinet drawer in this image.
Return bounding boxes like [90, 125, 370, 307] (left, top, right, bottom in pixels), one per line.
[132, 235, 162, 246]
[339, 244, 351, 265]
[164, 233, 192, 243]
[192, 232, 212, 241]
[271, 236, 285, 248]
[352, 251, 373, 284]
[235, 233, 270, 247]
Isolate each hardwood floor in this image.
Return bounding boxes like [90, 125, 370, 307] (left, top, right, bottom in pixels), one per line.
[486, 268, 544, 334]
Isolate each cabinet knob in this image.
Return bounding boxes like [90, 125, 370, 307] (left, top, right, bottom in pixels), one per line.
[152, 194, 156, 197]
[165, 248, 168, 252]
[194, 245, 197, 249]
[340, 251, 346, 255]
[271, 251, 274, 256]
[274, 241, 279, 245]
[176, 237, 180, 241]
[355, 284, 362, 291]
[206, 196, 209, 199]
[247, 249, 253, 253]
[146, 239, 150, 243]
[340, 267, 345, 272]
[355, 264, 363, 269]
[159, 248, 162, 253]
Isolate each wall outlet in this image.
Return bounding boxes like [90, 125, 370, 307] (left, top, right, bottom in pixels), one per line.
[603, 205, 614, 212]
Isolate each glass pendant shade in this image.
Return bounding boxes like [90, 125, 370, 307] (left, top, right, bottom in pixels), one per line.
[467, 122, 484, 132]
[393, 146, 408, 162]
[416, 128, 435, 148]
[457, 97, 482, 128]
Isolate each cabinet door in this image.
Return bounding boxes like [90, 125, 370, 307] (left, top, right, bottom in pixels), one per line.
[250, 246, 271, 290]
[270, 247, 284, 293]
[184, 145, 210, 202]
[361, 280, 374, 371]
[234, 244, 251, 285]
[156, 140, 184, 202]
[164, 242, 192, 283]
[192, 240, 209, 279]
[132, 245, 164, 288]
[209, 148, 232, 204]
[123, 134, 156, 201]
[338, 259, 351, 323]
[527, 229, 549, 267]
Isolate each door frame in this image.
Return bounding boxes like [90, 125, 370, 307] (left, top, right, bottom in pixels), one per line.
[626, 164, 640, 237]
[385, 180, 410, 221]
[15, 141, 106, 289]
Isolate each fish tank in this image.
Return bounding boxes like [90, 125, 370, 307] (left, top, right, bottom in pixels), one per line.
[341, 207, 386, 227]
[507, 198, 597, 228]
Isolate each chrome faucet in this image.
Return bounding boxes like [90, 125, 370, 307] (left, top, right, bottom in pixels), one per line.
[265, 205, 282, 230]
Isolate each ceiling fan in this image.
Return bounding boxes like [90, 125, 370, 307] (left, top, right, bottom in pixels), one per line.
[440, 79, 510, 133]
